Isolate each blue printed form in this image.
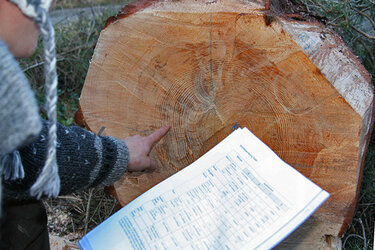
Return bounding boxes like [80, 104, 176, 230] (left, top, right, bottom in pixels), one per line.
[78, 128, 329, 250]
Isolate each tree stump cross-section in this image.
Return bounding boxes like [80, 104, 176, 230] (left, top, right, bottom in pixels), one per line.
[78, 0, 374, 248]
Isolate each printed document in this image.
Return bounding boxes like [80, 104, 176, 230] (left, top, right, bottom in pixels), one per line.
[78, 127, 329, 249]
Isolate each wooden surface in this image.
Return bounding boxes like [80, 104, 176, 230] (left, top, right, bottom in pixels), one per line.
[79, 0, 374, 247]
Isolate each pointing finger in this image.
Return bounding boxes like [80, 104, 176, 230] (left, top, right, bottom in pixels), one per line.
[149, 158, 157, 170]
[145, 126, 170, 147]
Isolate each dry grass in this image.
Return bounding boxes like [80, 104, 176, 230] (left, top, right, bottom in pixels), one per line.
[44, 188, 118, 241]
[20, 6, 119, 126]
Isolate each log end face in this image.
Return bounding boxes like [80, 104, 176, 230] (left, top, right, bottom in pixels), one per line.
[80, 9, 373, 242]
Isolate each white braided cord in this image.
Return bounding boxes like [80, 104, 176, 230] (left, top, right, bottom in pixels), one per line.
[30, 10, 60, 199]
[10, 0, 53, 20]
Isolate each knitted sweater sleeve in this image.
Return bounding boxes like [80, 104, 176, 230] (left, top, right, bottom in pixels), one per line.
[3, 120, 129, 201]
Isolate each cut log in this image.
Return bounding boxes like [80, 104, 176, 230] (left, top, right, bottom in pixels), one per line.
[78, 0, 374, 247]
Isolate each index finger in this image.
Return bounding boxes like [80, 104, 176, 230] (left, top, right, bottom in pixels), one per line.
[145, 125, 170, 147]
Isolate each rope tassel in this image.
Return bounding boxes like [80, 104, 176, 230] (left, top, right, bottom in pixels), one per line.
[1, 151, 25, 181]
[30, 10, 60, 199]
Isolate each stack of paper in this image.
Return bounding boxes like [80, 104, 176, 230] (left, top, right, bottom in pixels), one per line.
[78, 127, 329, 249]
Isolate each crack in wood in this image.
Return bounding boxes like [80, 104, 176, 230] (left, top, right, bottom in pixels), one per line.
[83, 113, 151, 134]
[209, 13, 218, 143]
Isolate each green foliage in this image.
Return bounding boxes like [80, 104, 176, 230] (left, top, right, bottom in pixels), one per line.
[19, 8, 117, 126]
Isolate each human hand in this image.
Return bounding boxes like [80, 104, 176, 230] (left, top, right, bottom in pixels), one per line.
[124, 126, 170, 172]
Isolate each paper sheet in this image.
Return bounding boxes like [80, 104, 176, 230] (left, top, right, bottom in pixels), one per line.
[78, 128, 329, 250]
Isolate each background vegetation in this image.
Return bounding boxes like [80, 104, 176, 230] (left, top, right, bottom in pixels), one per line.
[19, 0, 374, 248]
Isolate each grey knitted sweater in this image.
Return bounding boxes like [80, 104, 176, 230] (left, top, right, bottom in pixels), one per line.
[0, 40, 129, 201]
